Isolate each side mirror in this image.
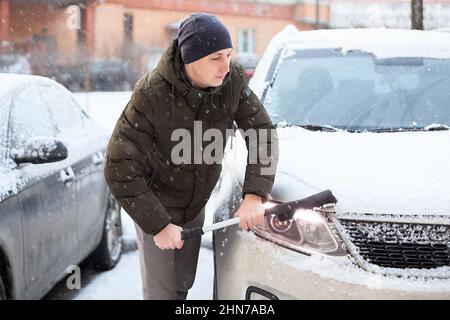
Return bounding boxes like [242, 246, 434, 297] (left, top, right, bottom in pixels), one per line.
[12, 137, 68, 164]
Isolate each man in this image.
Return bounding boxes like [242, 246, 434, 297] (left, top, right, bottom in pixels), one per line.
[104, 12, 278, 300]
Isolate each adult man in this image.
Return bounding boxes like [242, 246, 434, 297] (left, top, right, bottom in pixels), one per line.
[104, 12, 278, 299]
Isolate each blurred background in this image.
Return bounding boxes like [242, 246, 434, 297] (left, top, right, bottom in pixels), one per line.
[0, 0, 449, 92]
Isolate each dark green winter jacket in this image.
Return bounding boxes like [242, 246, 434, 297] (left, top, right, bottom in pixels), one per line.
[104, 39, 278, 235]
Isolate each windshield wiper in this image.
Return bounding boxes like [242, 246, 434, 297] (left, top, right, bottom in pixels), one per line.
[367, 125, 449, 133]
[277, 124, 340, 132]
[277, 124, 449, 133]
[300, 124, 340, 132]
[423, 124, 450, 131]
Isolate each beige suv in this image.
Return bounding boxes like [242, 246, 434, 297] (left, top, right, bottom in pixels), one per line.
[213, 27, 450, 300]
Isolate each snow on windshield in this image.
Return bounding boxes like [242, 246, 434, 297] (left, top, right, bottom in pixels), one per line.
[266, 49, 450, 130]
[251, 26, 450, 103]
[0, 95, 10, 152]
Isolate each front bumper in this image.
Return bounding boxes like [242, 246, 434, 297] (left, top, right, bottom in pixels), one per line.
[214, 224, 450, 300]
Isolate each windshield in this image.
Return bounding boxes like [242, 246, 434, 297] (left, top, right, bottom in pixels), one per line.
[265, 48, 450, 131]
[0, 100, 8, 160]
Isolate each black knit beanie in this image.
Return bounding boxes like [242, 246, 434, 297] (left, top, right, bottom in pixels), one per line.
[177, 12, 233, 64]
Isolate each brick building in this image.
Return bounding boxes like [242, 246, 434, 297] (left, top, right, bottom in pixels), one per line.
[329, 0, 450, 29]
[0, 0, 330, 79]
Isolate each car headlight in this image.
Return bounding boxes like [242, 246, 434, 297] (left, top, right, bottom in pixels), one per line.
[252, 202, 339, 254]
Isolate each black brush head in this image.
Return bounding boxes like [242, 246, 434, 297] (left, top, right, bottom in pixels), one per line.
[265, 190, 337, 221]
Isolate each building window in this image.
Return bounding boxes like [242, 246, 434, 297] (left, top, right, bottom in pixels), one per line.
[124, 13, 134, 43]
[237, 28, 255, 53]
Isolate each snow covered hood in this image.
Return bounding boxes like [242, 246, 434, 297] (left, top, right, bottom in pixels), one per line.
[272, 127, 450, 217]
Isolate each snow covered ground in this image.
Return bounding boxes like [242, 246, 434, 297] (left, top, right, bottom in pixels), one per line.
[64, 91, 215, 300]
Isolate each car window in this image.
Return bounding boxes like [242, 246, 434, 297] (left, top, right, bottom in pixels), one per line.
[38, 83, 86, 137]
[266, 48, 450, 131]
[9, 85, 55, 151]
[0, 95, 9, 158]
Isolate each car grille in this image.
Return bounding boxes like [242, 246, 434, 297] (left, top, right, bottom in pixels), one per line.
[338, 219, 450, 269]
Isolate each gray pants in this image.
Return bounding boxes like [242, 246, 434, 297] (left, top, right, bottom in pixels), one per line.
[134, 209, 205, 300]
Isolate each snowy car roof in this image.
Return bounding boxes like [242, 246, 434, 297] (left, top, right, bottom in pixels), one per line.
[0, 73, 56, 96]
[279, 27, 450, 59]
[0, 73, 61, 120]
[250, 26, 450, 96]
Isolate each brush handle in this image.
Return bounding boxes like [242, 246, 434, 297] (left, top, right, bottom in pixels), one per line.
[181, 226, 204, 240]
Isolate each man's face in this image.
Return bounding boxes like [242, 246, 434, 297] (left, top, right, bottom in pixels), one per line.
[185, 48, 233, 88]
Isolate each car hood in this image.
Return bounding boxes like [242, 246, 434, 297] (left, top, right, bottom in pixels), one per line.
[268, 127, 450, 217]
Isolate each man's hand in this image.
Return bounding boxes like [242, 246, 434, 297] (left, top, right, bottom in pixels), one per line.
[153, 223, 184, 250]
[235, 194, 265, 230]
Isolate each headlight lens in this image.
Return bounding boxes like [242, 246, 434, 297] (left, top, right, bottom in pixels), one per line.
[253, 204, 339, 254]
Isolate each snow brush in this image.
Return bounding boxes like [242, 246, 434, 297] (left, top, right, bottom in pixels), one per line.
[181, 189, 337, 240]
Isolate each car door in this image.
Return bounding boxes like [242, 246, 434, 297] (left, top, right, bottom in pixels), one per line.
[8, 84, 77, 298]
[0, 138, 26, 299]
[39, 84, 107, 261]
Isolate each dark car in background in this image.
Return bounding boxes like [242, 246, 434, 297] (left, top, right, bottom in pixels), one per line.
[54, 59, 136, 92]
[89, 59, 135, 91]
[0, 54, 31, 75]
[0, 74, 122, 300]
[53, 64, 86, 92]
[233, 53, 261, 80]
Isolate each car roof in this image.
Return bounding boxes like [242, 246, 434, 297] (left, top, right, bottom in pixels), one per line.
[250, 26, 450, 96]
[0, 74, 64, 129]
[0, 73, 57, 96]
[280, 28, 450, 59]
